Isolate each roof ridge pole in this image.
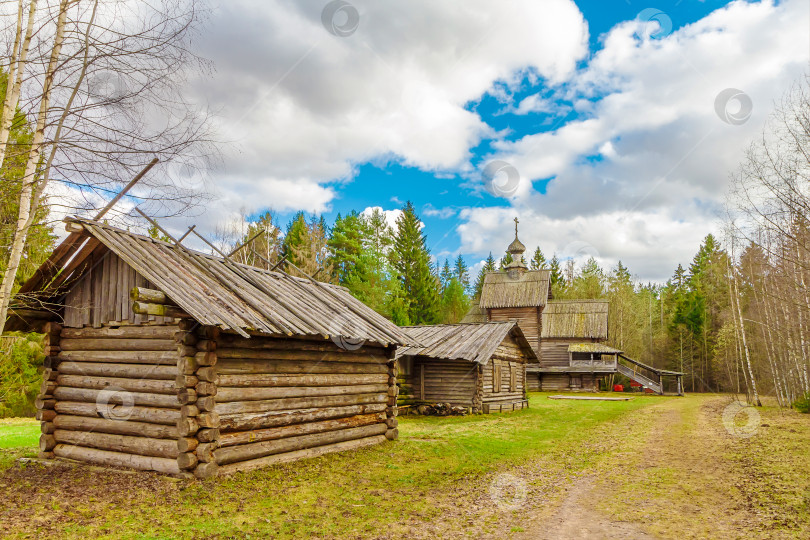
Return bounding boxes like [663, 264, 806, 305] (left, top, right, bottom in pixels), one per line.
[134, 207, 180, 244]
[94, 158, 159, 221]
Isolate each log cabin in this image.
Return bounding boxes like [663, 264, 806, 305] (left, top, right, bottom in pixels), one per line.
[461, 219, 684, 394]
[394, 321, 535, 413]
[6, 218, 415, 478]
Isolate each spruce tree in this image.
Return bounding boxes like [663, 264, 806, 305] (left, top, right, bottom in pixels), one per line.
[390, 202, 440, 324]
[281, 212, 309, 269]
[548, 254, 564, 290]
[473, 252, 497, 299]
[440, 259, 453, 292]
[328, 211, 365, 285]
[530, 247, 546, 270]
[454, 255, 471, 293]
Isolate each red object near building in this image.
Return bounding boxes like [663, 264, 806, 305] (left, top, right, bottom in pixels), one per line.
[613, 384, 624, 392]
[630, 381, 642, 388]
[644, 388, 655, 394]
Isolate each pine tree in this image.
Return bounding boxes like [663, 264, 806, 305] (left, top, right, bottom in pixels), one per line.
[389, 202, 440, 324]
[328, 211, 365, 285]
[548, 254, 564, 290]
[473, 253, 497, 299]
[530, 247, 546, 270]
[440, 259, 453, 292]
[281, 212, 309, 270]
[454, 255, 470, 293]
[499, 251, 513, 270]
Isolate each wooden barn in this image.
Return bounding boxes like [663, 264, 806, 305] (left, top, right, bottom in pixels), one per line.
[394, 321, 535, 413]
[6, 218, 414, 478]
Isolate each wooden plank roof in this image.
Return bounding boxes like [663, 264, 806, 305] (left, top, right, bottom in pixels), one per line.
[394, 321, 537, 364]
[478, 269, 551, 309]
[541, 300, 609, 340]
[11, 218, 414, 347]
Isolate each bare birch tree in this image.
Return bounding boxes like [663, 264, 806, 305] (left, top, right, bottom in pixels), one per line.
[0, 0, 217, 333]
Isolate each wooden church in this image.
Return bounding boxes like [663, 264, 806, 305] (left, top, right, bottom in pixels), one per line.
[462, 219, 683, 394]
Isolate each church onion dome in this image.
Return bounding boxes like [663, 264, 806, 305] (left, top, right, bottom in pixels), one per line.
[507, 236, 525, 256]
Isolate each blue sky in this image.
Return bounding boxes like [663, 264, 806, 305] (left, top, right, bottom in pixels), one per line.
[74, 0, 808, 282]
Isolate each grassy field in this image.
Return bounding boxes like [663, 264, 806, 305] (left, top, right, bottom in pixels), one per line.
[0, 393, 807, 539]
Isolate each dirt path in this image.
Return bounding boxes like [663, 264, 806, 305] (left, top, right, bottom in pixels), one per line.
[526, 476, 655, 540]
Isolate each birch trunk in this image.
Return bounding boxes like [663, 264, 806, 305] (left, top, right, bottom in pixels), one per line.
[730, 254, 761, 406]
[0, 0, 38, 168]
[0, 0, 71, 334]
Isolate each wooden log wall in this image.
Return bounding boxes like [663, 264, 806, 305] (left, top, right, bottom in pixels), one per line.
[412, 359, 476, 407]
[539, 341, 572, 368]
[211, 333, 394, 475]
[526, 371, 541, 392]
[488, 306, 541, 354]
[63, 251, 173, 328]
[395, 356, 416, 406]
[540, 373, 570, 391]
[39, 323, 185, 475]
[482, 335, 527, 408]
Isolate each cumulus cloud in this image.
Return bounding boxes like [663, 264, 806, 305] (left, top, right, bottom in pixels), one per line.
[461, 0, 810, 280]
[188, 0, 588, 216]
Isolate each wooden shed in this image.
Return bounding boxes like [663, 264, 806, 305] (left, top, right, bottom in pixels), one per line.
[7, 218, 414, 478]
[394, 322, 536, 413]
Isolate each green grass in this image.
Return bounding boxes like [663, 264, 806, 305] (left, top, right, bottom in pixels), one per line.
[0, 393, 662, 538]
[2, 393, 806, 539]
[0, 417, 39, 470]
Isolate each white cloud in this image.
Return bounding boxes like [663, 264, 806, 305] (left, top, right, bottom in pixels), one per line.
[360, 206, 403, 231]
[465, 0, 809, 281]
[188, 0, 588, 217]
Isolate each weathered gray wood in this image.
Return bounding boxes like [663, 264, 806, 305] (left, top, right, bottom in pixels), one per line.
[56, 374, 176, 395]
[60, 326, 178, 340]
[194, 461, 219, 479]
[53, 387, 180, 409]
[215, 393, 387, 416]
[218, 435, 386, 475]
[60, 338, 176, 351]
[217, 373, 387, 387]
[54, 414, 179, 439]
[219, 403, 388, 432]
[214, 423, 387, 465]
[54, 444, 180, 474]
[132, 302, 190, 319]
[58, 361, 176, 380]
[215, 384, 388, 403]
[54, 429, 180, 458]
[130, 287, 173, 304]
[57, 350, 178, 365]
[54, 401, 180, 425]
[217, 358, 387, 375]
[218, 413, 385, 447]
[217, 348, 388, 364]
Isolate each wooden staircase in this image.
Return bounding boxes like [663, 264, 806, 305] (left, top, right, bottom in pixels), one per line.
[616, 355, 684, 395]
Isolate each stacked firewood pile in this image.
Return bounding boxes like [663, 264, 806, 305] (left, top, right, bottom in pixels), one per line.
[414, 403, 468, 416]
